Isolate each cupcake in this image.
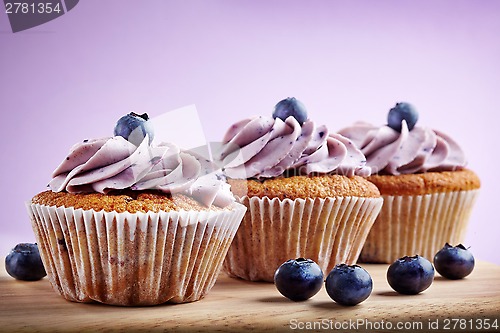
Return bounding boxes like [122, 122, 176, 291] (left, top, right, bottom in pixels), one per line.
[338, 102, 480, 263]
[217, 98, 383, 282]
[26, 113, 246, 305]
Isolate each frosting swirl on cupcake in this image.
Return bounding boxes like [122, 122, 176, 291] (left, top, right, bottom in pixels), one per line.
[218, 116, 371, 179]
[49, 136, 234, 207]
[338, 120, 466, 175]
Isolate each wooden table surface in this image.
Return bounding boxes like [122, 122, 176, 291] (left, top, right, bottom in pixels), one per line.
[1, 261, 499, 332]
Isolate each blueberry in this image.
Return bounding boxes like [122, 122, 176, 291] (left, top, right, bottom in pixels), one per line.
[274, 258, 323, 301]
[387, 255, 434, 295]
[5, 243, 46, 281]
[433, 243, 475, 280]
[325, 264, 373, 306]
[387, 102, 418, 132]
[272, 97, 308, 125]
[114, 112, 154, 146]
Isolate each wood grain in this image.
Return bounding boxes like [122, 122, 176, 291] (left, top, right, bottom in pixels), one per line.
[1, 261, 499, 332]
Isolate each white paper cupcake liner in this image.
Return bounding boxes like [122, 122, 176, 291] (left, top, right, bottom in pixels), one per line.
[359, 190, 479, 263]
[26, 202, 246, 306]
[223, 196, 383, 282]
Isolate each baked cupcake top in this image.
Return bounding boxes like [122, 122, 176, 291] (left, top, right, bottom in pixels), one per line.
[218, 98, 371, 179]
[338, 102, 467, 176]
[45, 113, 234, 208]
[228, 175, 381, 199]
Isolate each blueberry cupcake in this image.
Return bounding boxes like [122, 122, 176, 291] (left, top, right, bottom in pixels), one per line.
[338, 103, 480, 263]
[26, 113, 246, 305]
[217, 98, 383, 282]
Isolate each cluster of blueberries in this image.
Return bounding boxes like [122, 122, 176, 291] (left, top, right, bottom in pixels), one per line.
[274, 97, 418, 133]
[112, 97, 419, 143]
[113, 96, 418, 140]
[274, 243, 475, 306]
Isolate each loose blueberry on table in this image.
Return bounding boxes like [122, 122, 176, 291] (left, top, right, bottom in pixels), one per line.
[274, 258, 323, 301]
[325, 264, 373, 306]
[387, 255, 434, 295]
[272, 97, 308, 125]
[5, 243, 46, 281]
[114, 112, 155, 146]
[433, 243, 475, 280]
[387, 102, 419, 132]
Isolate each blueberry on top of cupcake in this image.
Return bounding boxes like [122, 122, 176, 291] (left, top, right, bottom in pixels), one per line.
[49, 113, 234, 208]
[219, 97, 371, 179]
[114, 112, 155, 146]
[387, 102, 418, 132]
[272, 97, 308, 125]
[338, 102, 467, 175]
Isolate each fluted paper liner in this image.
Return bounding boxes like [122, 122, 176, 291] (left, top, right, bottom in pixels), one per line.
[360, 190, 479, 263]
[26, 202, 246, 306]
[223, 196, 383, 282]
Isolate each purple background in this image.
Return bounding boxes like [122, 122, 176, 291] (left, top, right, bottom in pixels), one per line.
[1, 1, 499, 264]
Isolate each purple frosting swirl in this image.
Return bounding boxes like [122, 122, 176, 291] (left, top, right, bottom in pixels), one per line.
[218, 116, 371, 179]
[49, 135, 234, 207]
[338, 120, 466, 175]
